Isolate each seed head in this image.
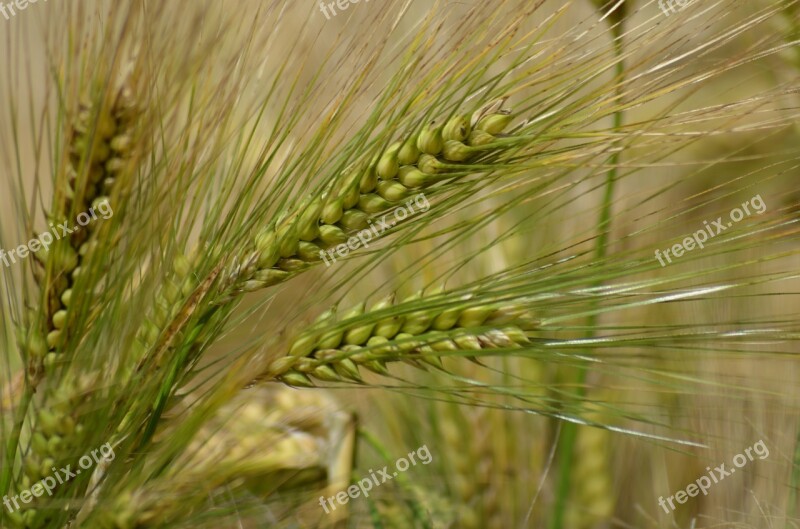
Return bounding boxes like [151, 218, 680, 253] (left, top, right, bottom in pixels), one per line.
[264, 290, 535, 385]
[221, 106, 516, 302]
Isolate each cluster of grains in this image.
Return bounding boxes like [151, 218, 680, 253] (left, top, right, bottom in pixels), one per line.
[438, 406, 479, 528]
[22, 90, 137, 370]
[7, 378, 94, 528]
[223, 109, 514, 295]
[565, 400, 615, 528]
[262, 291, 536, 387]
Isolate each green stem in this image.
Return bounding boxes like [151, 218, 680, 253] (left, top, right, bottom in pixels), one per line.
[549, 22, 625, 529]
[139, 305, 221, 451]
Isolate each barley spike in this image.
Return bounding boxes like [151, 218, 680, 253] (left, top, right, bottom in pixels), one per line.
[221, 104, 516, 297]
[259, 290, 536, 385]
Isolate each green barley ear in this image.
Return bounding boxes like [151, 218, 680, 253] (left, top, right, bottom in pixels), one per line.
[259, 290, 537, 385]
[219, 105, 518, 300]
[23, 86, 140, 381]
[437, 404, 503, 529]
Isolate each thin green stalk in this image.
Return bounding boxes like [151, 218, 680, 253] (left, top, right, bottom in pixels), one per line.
[139, 301, 223, 450]
[549, 13, 626, 529]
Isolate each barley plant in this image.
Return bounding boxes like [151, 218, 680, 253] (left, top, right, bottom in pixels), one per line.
[1, 0, 799, 527]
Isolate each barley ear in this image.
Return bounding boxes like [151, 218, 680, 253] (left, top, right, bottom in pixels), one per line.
[25, 86, 140, 385]
[259, 290, 537, 385]
[221, 107, 517, 299]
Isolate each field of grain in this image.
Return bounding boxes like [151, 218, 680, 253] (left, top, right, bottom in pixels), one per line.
[1, 1, 799, 528]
